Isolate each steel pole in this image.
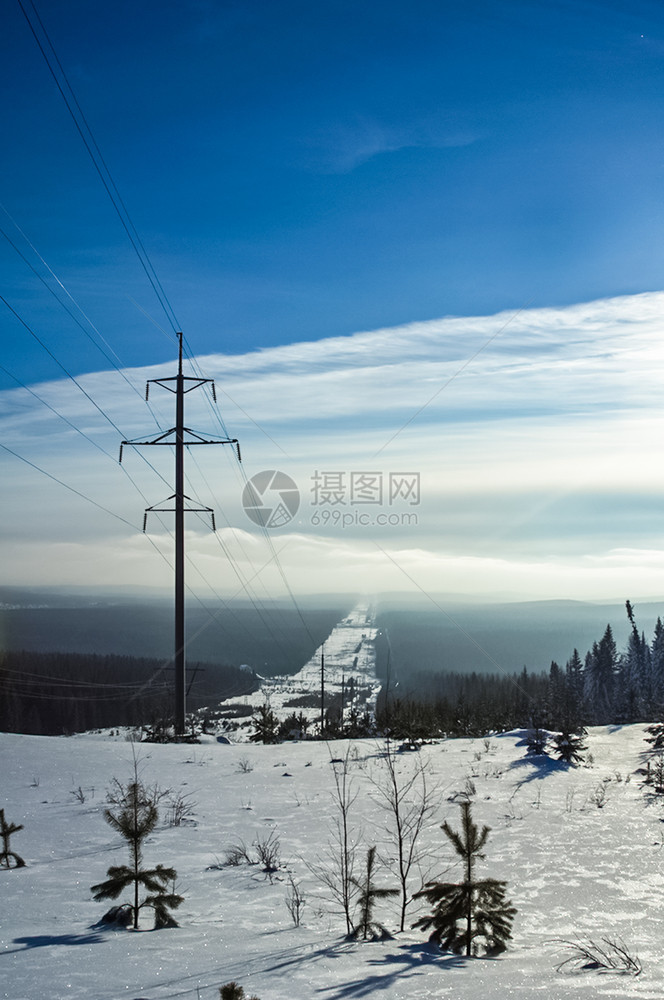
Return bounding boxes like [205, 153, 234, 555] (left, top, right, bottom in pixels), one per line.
[174, 334, 185, 734]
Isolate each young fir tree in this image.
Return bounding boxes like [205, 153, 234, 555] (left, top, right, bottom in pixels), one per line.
[645, 721, 664, 752]
[91, 777, 183, 929]
[0, 809, 26, 869]
[525, 725, 549, 755]
[651, 617, 664, 708]
[552, 727, 587, 765]
[249, 703, 280, 744]
[350, 845, 399, 940]
[584, 625, 618, 723]
[219, 984, 260, 1000]
[413, 801, 515, 957]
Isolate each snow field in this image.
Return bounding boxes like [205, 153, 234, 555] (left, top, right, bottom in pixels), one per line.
[1, 725, 663, 1000]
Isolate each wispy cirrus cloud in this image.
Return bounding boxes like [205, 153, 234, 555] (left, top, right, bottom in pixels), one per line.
[2, 291, 664, 598]
[300, 114, 480, 173]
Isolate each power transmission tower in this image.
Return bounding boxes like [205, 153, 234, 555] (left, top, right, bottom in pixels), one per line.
[120, 332, 240, 735]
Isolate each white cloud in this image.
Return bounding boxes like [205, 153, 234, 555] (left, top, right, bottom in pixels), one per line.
[3, 291, 664, 598]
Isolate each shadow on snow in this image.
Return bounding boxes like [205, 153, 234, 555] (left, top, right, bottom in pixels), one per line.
[506, 754, 572, 783]
[4, 931, 106, 954]
[314, 941, 480, 999]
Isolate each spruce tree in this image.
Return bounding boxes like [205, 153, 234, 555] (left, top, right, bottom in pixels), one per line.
[91, 777, 183, 929]
[552, 728, 586, 765]
[651, 617, 664, 708]
[645, 720, 664, 752]
[564, 649, 585, 728]
[413, 801, 515, 956]
[219, 985, 260, 1000]
[249, 703, 280, 744]
[547, 661, 566, 726]
[0, 809, 26, 869]
[350, 845, 398, 940]
[618, 601, 651, 720]
[525, 725, 548, 755]
[584, 626, 617, 723]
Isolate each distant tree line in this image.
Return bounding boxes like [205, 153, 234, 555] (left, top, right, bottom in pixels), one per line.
[0, 650, 259, 735]
[375, 604, 664, 739]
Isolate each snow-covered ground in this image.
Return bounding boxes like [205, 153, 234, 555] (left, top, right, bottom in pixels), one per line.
[218, 601, 381, 734]
[2, 724, 664, 1000]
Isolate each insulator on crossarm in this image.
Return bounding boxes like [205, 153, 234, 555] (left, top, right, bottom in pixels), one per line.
[211, 383, 217, 403]
[211, 512, 217, 532]
[119, 444, 124, 464]
[145, 383, 150, 401]
[142, 512, 148, 533]
[235, 440, 242, 463]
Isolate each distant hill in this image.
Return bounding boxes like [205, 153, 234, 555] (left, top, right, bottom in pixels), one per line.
[3, 587, 662, 686]
[0, 587, 354, 677]
[375, 595, 664, 682]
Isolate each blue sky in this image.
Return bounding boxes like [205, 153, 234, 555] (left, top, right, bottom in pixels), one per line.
[2, 0, 664, 601]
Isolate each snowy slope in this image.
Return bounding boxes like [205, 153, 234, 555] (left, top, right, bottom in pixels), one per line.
[1, 725, 663, 1000]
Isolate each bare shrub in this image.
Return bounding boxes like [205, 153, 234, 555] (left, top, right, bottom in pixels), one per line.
[587, 782, 609, 809]
[554, 937, 641, 975]
[285, 872, 306, 926]
[254, 831, 281, 876]
[370, 738, 437, 931]
[165, 790, 196, 827]
[236, 756, 253, 774]
[224, 840, 253, 866]
[307, 743, 360, 934]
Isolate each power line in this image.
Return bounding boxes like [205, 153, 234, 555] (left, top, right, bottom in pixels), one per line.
[0, 204, 166, 425]
[0, 440, 138, 529]
[17, 0, 180, 334]
[1, 293, 132, 440]
[0, 294, 184, 504]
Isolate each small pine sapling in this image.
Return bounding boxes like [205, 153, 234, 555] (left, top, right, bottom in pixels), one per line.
[219, 983, 261, 1000]
[645, 722, 664, 752]
[553, 728, 587, 765]
[249, 703, 280, 744]
[525, 727, 549, 755]
[0, 809, 26, 869]
[350, 846, 398, 940]
[91, 777, 183, 929]
[413, 800, 516, 956]
[644, 753, 664, 794]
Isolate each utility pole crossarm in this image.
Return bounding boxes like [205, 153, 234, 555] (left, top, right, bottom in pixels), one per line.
[146, 374, 217, 400]
[119, 429, 240, 463]
[141, 495, 216, 534]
